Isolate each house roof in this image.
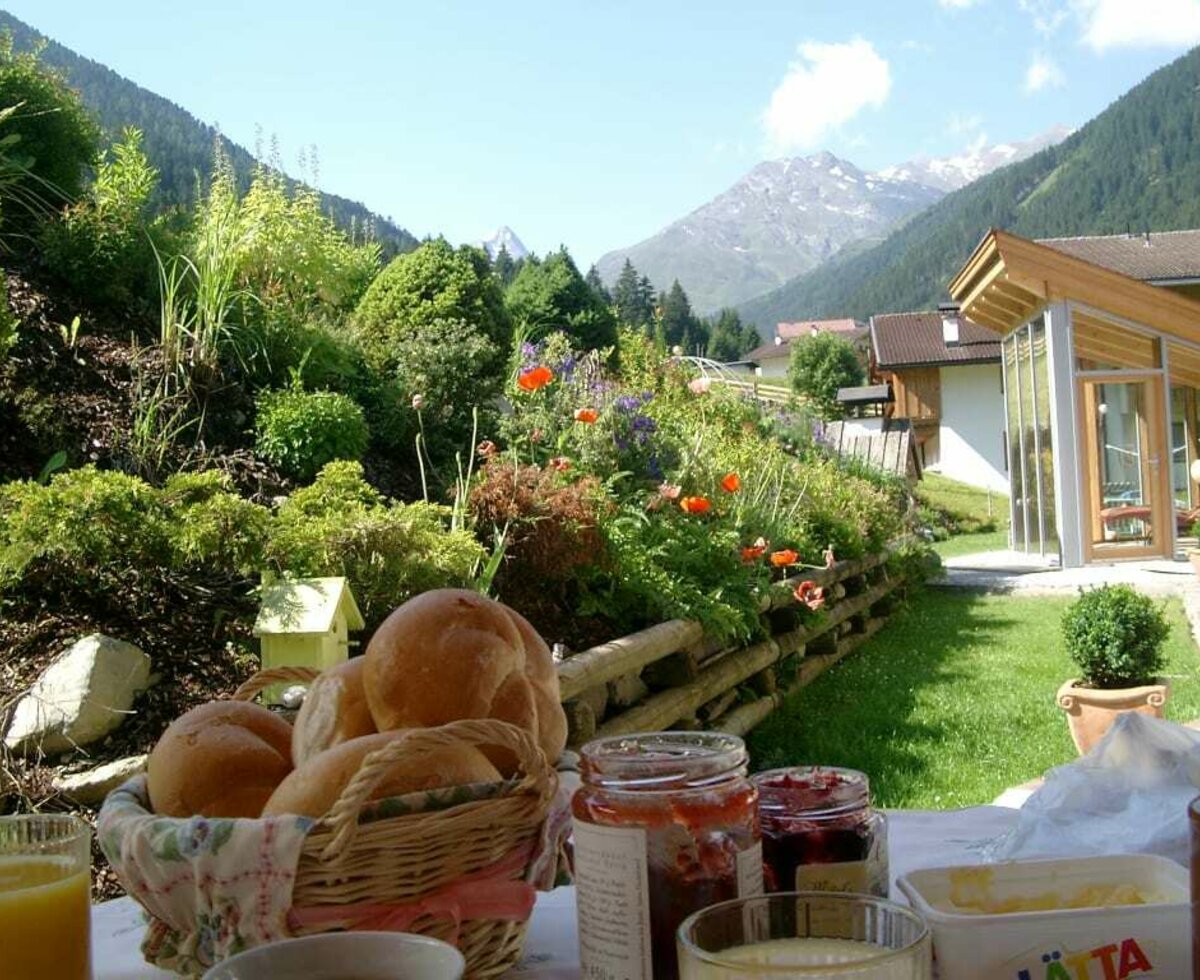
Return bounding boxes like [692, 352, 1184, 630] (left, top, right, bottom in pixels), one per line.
[746, 327, 870, 364]
[777, 318, 863, 339]
[1038, 230, 1200, 283]
[253, 576, 365, 635]
[836, 383, 892, 404]
[949, 228, 1200, 343]
[870, 311, 1002, 369]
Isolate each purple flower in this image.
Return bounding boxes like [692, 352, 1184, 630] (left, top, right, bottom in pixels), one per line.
[615, 395, 641, 414]
[560, 355, 577, 379]
[647, 455, 663, 480]
[631, 415, 657, 433]
[640, 390, 655, 404]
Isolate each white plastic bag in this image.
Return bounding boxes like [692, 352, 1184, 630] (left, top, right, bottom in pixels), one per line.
[984, 712, 1200, 866]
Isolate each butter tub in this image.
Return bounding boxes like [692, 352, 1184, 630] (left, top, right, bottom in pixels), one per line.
[896, 854, 1189, 980]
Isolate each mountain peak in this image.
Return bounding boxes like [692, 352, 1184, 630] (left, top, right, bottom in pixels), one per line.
[878, 125, 1072, 193]
[479, 226, 528, 260]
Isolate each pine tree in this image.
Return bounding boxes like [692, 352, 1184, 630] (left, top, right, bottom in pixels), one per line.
[706, 308, 747, 362]
[613, 258, 653, 328]
[493, 244, 516, 287]
[504, 246, 618, 351]
[585, 263, 611, 305]
[660, 280, 699, 349]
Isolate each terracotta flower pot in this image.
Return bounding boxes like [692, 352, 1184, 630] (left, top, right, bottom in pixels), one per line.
[1056, 678, 1170, 755]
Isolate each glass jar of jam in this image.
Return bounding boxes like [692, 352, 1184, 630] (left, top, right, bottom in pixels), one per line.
[754, 766, 888, 898]
[572, 732, 762, 980]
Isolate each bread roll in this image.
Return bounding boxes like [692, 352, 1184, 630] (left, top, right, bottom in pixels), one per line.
[363, 589, 567, 767]
[261, 730, 501, 818]
[292, 658, 376, 767]
[147, 700, 293, 818]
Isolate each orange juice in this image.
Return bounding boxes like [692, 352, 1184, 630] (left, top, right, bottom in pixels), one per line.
[0, 855, 92, 979]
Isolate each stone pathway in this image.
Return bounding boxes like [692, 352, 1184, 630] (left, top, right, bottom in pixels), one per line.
[933, 549, 1200, 808]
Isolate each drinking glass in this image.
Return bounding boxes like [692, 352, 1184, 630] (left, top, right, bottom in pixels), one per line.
[678, 892, 930, 979]
[0, 814, 93, 980]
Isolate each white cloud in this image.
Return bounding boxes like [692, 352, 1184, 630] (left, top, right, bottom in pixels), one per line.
[1024, 53, 1066, 93]
[1018, 0, 1069, 35]
[1073, 0, 1200, 50]
[762, 38, 891, 155]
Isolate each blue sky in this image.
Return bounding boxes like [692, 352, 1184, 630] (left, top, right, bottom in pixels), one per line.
[9, 1, 1200, 267]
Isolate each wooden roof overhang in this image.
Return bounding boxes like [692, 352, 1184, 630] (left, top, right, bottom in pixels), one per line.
[948, 229, 1200, 345]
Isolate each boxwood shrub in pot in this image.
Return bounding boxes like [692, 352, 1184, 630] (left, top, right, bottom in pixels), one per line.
[1056, 584, 1170, 754]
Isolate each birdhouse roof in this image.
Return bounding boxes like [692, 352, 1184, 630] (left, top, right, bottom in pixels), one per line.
[253, 577, 365, 635]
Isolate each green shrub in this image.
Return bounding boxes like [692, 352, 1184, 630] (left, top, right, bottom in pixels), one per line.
[1061, 584, 1170, 688]
[0, 268, 16, 358]
[255, 387, 369, 482]
[788, 332, 864, 419]
[380, 317, 501, 471]
[0, 466, 269, 596]
[0, 35, 99, 222]
[354, 238, 510, 363]
[267, 461, 483, 629]
[39, 128, 160, 312]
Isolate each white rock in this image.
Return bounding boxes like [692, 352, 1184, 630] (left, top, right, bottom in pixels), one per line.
[53, 754, 148, 805]
[4, 634, 151, 756]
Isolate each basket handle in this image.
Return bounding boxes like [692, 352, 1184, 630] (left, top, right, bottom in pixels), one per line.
[232, 666, 321, 702]
[320, 718, 556, 861]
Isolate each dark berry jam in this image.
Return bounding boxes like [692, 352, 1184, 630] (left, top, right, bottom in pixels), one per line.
[754, 766, 888, 897]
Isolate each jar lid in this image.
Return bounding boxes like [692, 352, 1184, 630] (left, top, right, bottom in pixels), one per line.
[753, 766, 871, 817]
[579, 732, 748, 790]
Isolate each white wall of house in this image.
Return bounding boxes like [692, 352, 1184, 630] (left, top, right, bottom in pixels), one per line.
[754, 352, 790, 378]
[928, 363, 1009, 492]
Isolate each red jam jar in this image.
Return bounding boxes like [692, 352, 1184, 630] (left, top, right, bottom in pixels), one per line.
[754, 766, 888, 897]
[572, 732, 762, 980]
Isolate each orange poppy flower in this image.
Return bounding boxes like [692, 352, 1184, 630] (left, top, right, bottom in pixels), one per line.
[517, 365, 554, 392]
[794, 580, 826, 611]
[658, 482, 682, 500]
[549, 456, 572, 472]
[769, 549, 799, 567]
[574, 407, 599, 424]
[721, 472, 741, 493]
[679, 496, 711, 515]
[741, 543, 766, 563]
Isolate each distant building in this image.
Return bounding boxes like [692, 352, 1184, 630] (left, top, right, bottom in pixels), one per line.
[745, 318, 869, 379]
[870, 308, 1007, 492]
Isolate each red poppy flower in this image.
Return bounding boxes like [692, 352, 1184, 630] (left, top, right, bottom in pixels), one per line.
[517, 365, 554, 392]
[721, 472, 741, 493]
[794, 580, 826, 611]
[679, 496, 711, 515]
[741, 543, 766, 563]
[574, 407, 599, 424]
[770, 549, 799, 567]
[549, 456, 572, 472]
[476, 439, 498, 458]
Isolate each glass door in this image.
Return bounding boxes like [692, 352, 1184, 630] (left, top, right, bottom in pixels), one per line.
[1080, 377, 1169, 559]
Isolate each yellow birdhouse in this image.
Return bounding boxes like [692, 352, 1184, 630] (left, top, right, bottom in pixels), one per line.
[253, 576, 364, 697]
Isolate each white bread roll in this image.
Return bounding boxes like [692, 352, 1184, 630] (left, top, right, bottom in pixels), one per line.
[261, 730, 501, 818]
[147, 700, 293, 818]
[291, 658, 376, 767]
[363, 589, 567, 768]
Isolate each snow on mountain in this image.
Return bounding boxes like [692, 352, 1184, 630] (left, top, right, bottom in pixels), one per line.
[479, 226, 528, 260]
[878, 125, 1073, 193]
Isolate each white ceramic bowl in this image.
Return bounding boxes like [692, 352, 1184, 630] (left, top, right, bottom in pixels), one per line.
[200, 931, 466, 980]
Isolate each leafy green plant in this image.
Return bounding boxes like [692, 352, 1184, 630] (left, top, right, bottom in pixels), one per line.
[1061, 584, 1170, 689]
[0, 34, 99, 225]
[0, 263, 16, 357]
[255, 386, 369, 482]
[39, 127, 160, 311]
[266, 461, 483, 629]
[788, 332, 864, 419]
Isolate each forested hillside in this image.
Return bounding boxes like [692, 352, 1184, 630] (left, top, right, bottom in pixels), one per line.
[737, 46, 1200, 327]
[0, 10, 418, 255]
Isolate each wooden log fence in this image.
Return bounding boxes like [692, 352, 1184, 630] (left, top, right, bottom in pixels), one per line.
[555, 549, 910, 747]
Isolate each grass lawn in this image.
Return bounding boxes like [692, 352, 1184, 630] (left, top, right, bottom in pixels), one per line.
[916, 473, 1007, 528]
[931, 529, 1011, 560]
[748, 589, 1200, 809]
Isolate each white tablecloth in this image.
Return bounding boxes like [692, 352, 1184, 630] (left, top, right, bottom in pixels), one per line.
[92, 805, 1021, 978]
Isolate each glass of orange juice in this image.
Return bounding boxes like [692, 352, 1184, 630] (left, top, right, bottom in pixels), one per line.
[0, 814, 92, 980]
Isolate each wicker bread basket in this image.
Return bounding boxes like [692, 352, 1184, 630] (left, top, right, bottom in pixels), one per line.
[104, 666, 562, 979]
